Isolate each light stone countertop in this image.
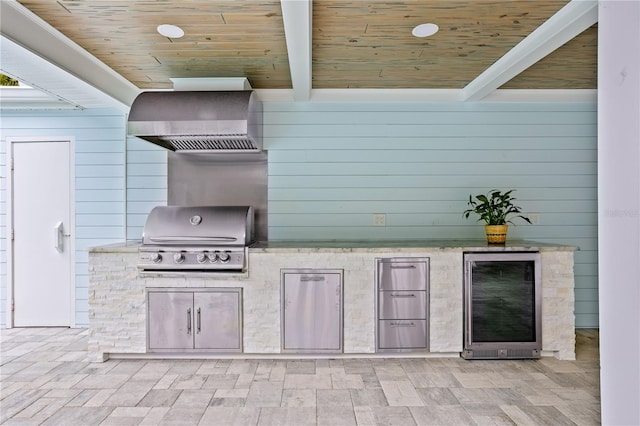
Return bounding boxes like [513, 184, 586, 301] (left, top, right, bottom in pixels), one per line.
[89, 239, 577, 253]
[250, 239, 577, 252]
[89, 240, 140, 253]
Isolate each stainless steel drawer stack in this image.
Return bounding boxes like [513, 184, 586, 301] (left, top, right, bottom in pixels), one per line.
[376, 258, 429, 352]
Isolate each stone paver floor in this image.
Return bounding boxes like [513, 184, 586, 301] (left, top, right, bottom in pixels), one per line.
[0, 328, 600, 425]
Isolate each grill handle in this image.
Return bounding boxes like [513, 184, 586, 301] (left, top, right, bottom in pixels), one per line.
[149, 236, 238, 243]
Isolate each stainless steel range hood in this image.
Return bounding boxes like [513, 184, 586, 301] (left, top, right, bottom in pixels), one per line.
[128, 90, 262, 152]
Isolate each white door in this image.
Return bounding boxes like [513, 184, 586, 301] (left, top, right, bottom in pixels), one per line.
[10, 139, 73, 326]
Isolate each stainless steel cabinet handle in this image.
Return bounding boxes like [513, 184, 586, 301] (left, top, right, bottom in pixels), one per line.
[390, 293, 416, 298]
[390, 265, 416, 269]
[187, 308, 192, 334]
[465, 261, 473, 346]
[197, 308, 201, 334]
[390, 321, 416, 327]
[300, 276, 325, 282]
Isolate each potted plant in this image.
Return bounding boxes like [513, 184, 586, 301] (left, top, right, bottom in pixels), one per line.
[463, 189, 532, 244]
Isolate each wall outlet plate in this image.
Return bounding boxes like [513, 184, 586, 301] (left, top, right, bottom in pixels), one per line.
[373, 213, 386, 226]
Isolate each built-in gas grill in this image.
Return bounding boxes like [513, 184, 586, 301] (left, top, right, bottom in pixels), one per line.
[138, 206, 254, 273]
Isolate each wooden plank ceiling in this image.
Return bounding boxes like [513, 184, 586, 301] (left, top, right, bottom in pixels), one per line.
[17, 0, 596, 90]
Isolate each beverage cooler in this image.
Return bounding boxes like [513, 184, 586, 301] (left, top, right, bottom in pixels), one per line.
[463, 252, 541, 359]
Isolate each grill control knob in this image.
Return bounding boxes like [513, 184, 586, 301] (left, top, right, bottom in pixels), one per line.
[151, 253, 162, 263]
[219, 251, 231, 263]
[173, 252, 185, 264]
[208, 252, 219, 263]
[196, 252, 208, 264]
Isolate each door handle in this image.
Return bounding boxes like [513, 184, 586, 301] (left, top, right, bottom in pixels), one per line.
[197, 308, 201, 334]
[187, 308, 192, 334]
[54, 221, 64, 253]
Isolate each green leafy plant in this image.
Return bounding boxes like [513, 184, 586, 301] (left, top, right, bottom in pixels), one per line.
[0, 74, 20, 86]
[463, 189, 532, 225]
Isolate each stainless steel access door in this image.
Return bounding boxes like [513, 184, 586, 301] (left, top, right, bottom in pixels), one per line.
[148, 288, 242, 353]
[194, 291, 241, 350]
[282, 269, 343, 353]
[148, 291, 194, 350]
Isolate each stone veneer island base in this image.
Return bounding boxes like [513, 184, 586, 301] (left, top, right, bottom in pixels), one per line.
[88, 240, 576, 362]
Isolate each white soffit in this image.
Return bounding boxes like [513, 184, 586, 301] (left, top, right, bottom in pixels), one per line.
[0, 1, 137, 110]
[0, 86, 78, 110]
[1, 35, 110, 109]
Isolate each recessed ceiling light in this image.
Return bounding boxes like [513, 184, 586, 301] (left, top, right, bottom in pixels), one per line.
[412, 23, 439, 38]
[157, 24, 184, 39]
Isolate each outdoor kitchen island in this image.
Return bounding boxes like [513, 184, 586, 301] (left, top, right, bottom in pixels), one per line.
[88, 240, 577, 362]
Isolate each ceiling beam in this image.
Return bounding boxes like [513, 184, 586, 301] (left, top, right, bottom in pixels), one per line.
[0, 0, 139, 108]
[462, 0, 598, 102]
[280, 0, 312, 102]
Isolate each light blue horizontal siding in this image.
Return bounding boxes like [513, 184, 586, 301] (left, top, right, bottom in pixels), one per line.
[3, 102, 596, 329]
[76, 165, 124, 178]
[265, 101, 598, 328]
[0, 108, 126, 327]
[266, 111, 596, 125]
[2, 101, 599, 332]
[266, 124, 596, 138]
[269, 199, 597, 214]
[127, 177, 168, 189]
[1, 114, 124, 129]
[76, 177, 125, 190]
[126, 136, 167, 239]
[266, 136, 596, 151]
[270, 160, 597, 175]
[76, 201, 125, 215]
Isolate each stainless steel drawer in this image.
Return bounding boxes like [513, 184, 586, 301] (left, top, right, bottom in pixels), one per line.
[378, 319, 428, 349]
[378, 259, 428, 291]
[379, 291, 427, 320]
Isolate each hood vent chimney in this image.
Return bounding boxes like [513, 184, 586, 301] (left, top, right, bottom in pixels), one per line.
[128, 90, 262, 152]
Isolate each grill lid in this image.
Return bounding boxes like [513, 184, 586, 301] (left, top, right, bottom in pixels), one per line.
[128, 91, 262, 152]
[142, 205, 255, 246]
